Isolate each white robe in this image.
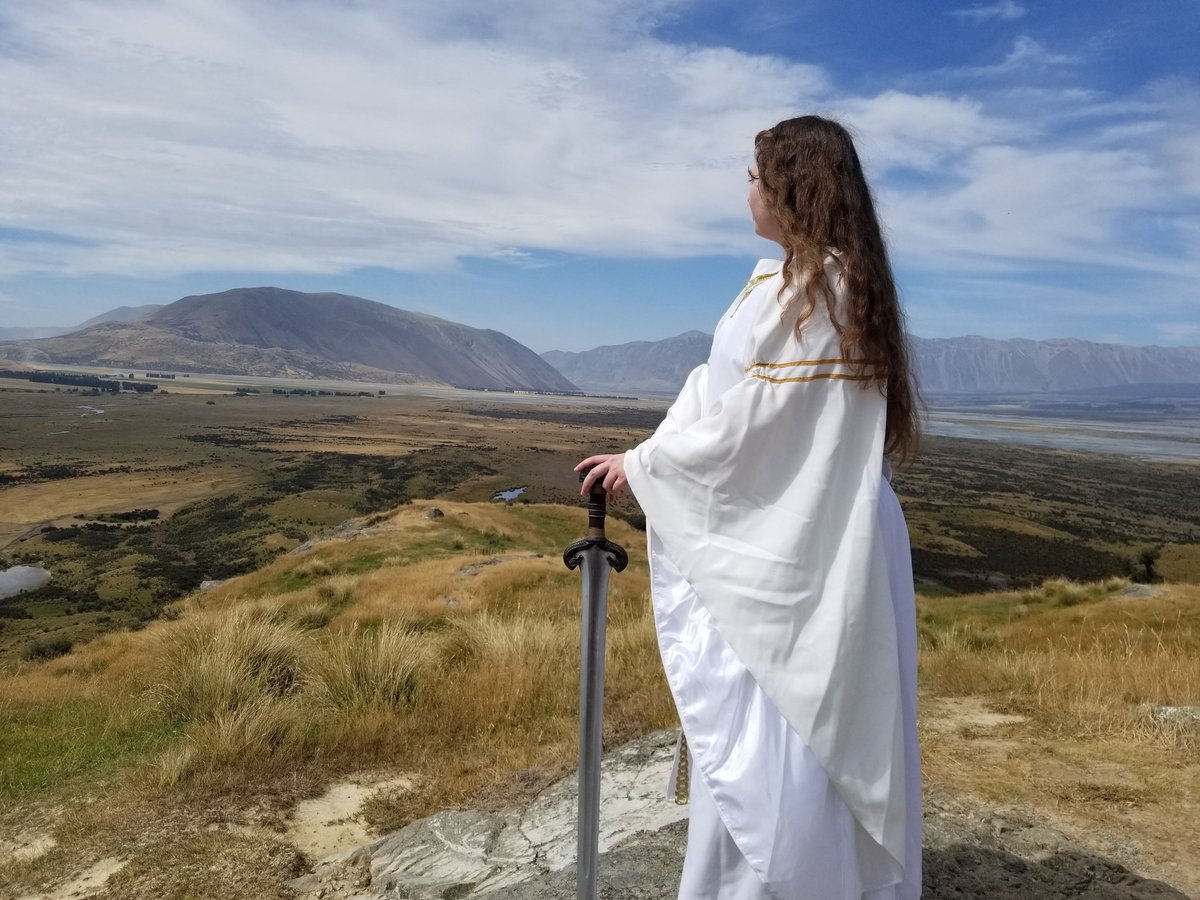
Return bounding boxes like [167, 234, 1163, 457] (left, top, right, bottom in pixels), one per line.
[624, 258, 922, 899]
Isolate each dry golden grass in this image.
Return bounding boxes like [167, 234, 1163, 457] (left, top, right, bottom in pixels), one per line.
[308, 623, 431, 709]
[916, 579, 1200, 893]
[1, 502, 658, 800]
[1160, 542, 1200, 583]
[0, 468, 242, 545]
[919, 578, 1200, 749]
[150, 608, 310, 722]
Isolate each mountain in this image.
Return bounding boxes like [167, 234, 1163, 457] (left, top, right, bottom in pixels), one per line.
[75, 304, 164, 329]
[0, 288, 577, 392]
[912, 336, 1200, 393]
[541, 330, 713, 395]
[543, 332, 1200, 395]
[0, 325, 65, 341]
[0, 304, 162, 341]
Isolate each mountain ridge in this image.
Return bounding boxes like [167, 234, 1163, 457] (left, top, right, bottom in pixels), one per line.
[0, 288, 577, 392]
[0, 304, 162, 342]
[543, 332, 1200, 394]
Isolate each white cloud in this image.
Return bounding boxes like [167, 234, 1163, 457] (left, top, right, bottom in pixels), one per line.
[840, 91, 1017, 172]
[888, 143, 1167, 266]
[1002, 35, 1076, 67]
[0, 0, 1194, 348]
[1156, 322, 1200, 345]
[957, 36, 1079, 77]
[0, 0, 826, 278]
[950, 1, 1027, 23]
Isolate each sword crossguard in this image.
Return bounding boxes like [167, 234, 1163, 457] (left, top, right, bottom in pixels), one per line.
[563, 537, 629, 572]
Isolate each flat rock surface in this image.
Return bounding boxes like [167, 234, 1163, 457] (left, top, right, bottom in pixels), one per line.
[296, 731, 1194, 900]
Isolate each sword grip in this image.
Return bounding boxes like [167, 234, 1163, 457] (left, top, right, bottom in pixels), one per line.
[579, 466, 607, 538]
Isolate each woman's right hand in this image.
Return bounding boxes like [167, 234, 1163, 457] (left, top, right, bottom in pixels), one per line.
[575, 453, 629, 502]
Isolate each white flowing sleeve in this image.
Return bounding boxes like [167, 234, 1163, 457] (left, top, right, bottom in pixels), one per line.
[622, 284, 907, 866]
[649, 363, 708, 441]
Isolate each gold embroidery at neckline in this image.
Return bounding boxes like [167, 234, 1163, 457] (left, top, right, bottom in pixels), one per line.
[749, 371, 875, 384]
[744, 357, 884, 373]
[730, 271, 779, 316]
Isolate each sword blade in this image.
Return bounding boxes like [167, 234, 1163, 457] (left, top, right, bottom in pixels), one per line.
[576, 545, 611, 900]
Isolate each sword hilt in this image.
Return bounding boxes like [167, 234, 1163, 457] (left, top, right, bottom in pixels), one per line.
[563, 466, 628, 573]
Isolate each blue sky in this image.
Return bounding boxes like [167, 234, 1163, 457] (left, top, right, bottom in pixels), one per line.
[0, 0, 1196, 352]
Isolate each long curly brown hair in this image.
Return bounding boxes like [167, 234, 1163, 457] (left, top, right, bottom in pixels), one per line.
[755, 115, 920, 463]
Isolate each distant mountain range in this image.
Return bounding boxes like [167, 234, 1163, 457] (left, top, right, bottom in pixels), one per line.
[0, 288, 575, 392]
[912, 336, 1200, 393]
[0, 304, 163, 342]
[6, 291, 1198, 395]
[543, 332, 1200, 395]
[541, 330, 714, 395]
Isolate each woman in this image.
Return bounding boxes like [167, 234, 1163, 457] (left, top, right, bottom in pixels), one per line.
[578, 115, 922, 899]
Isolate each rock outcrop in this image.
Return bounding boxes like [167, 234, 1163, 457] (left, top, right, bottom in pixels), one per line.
[290, 731, 1190, 900]
[293, 730, 685, 899]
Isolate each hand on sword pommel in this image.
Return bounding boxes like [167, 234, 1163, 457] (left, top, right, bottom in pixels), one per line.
[575, 453, 629, 502]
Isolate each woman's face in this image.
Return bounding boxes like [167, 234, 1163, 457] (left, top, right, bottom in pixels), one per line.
[747, 163, 785, 246]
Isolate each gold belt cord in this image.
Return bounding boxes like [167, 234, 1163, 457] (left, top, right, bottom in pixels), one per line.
[675, 732, 690, 805]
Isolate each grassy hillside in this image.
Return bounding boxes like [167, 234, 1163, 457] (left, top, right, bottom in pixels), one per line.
[0, 502, 667, 898]
[1, 500, 1197, 898]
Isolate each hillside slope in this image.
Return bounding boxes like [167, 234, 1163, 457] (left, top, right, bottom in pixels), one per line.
[0, 304, 162, 342]
[541, 330, 712, 395]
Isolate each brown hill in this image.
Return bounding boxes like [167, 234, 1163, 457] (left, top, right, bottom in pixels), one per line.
[0, 287, 577, 392]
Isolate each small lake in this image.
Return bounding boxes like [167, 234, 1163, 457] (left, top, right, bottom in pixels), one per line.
[0, 565, 51, 600]
[493, 486, 527, 501]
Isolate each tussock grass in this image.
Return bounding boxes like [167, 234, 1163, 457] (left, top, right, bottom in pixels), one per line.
[315, 574, 357, 608]
[153, 699, 319, 788]
[440, 613, 578, 728]
[0, 504, 659, 799]
[150, 609, 309, 722]
[308, 623, 429, 709]
[1021, 575, 1129, 607]
[291, 557, 333, 580]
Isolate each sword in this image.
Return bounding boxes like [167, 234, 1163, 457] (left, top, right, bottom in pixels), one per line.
[563, 467, 628, 900]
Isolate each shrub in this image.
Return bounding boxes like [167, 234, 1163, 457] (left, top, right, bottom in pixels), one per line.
[21, 634, 74, 662]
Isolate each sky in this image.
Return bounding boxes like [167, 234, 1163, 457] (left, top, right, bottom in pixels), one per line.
[0, 0, 1197, 352]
